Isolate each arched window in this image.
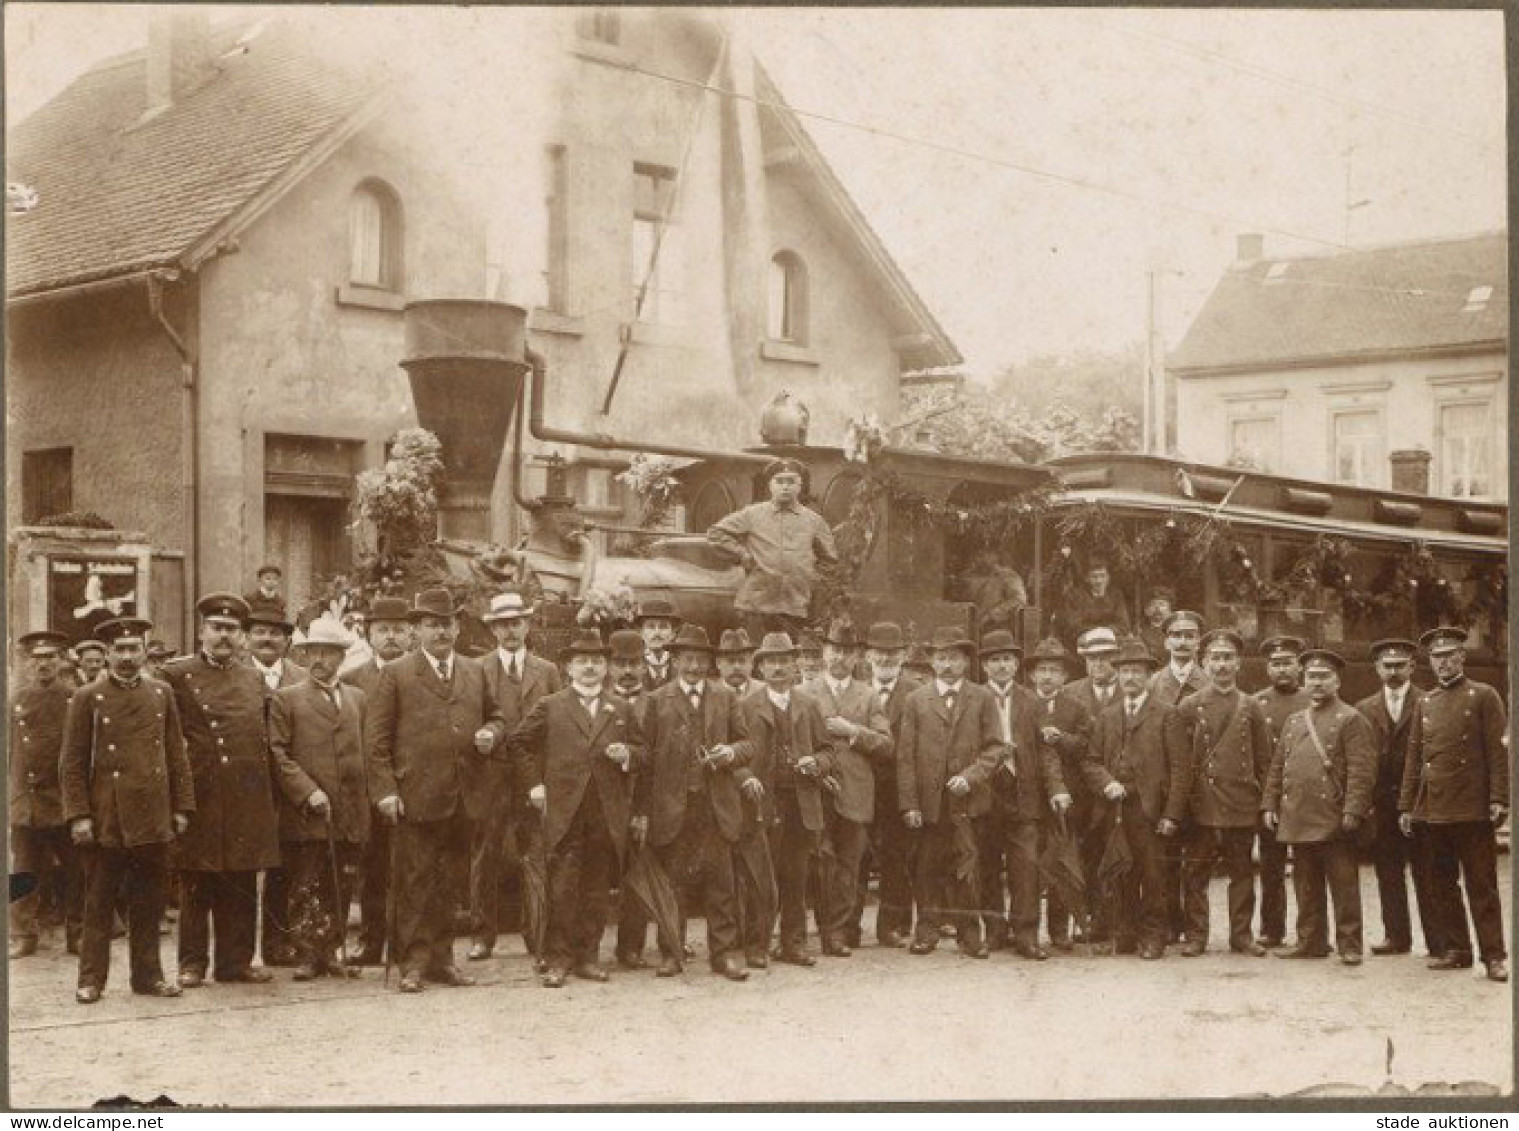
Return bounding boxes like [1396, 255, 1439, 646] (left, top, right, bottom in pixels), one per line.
[348, 180, 403, 291]
[767, 251, 808, 344]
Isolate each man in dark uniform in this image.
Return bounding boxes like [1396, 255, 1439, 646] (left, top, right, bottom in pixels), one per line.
[61, 617, 194, 1003]
[162, 595, 283, 987]
[1357, 638, 1440, 958]
[10, 631, 81, 958]
[1264, 649, 1377, 965]
[1149, 609, 1207, 941]
[862, 622, 922, 947]
[1252, 636, 1310, 949]
[1028, 638, 1091, 949]
[1161, 629, 1272, 957]
[340, 596, 411, 966]
[368, 589, 506, 993]
[636, 599, 680, 691]
[1398, 627, 1508, 983]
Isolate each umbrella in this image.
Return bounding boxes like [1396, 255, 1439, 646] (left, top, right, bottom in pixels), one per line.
[623, 842, 683, 959]
[519, 851, 549, 963]
[1097, 805, 1135, 895]
[1039, 812, 1087, 922]
[735, 831, 778, 951]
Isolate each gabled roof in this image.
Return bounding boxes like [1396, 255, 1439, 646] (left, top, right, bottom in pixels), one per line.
[7, 20, 383, 299]
[1170, 231, 1508, 375]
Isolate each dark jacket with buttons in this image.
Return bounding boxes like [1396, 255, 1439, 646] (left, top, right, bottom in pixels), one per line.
[161, 654, 281, 871]
[1263, 699, 1377, 843]
[1163, 685, 1272, 827]
[1398, 676, 1508, 824]
[59, 676, 194, 848]
[10, 682, 71, 828]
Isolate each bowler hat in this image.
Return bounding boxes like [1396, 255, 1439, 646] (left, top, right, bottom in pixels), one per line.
[823, 623, 860, 649]
[17, 631, 69, 656]
[751, 632, 798, 663]
[563, 628, 609, 657]
[1027, 637, 1072, 668]
[1076, 627, 1120, 656]
[635, 599, 681, 625]
[1260, 635, 1306, 660]
[482, 591, 536, 622]
[1199, 628, 1244, 656]
[670, 625, 714, 653]
[1114, 637, 1158, 669]
[927, 626, 976, 656]
[1299, 648, 1346, 673]
[1419, 626, 1468, 655]
[407, 588, 461, 623]
[198, 592, 250, 625]
[864, 622, 906, 651]
[1368, 638, 1417, 663]
[1162, 610, 1204, 635]
[978, 630, 1022, 658]
[609, 629, 644, 661]
[95, 617, 153, 646]
[368, 596, 411, 624]
[716, 629, 755, 655]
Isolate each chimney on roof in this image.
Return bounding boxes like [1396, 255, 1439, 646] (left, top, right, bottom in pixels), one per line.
[146, 13, 213, 115]
[1235, 233, 1265, 262]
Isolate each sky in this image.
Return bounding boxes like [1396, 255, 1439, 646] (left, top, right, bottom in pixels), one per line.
[6, 4, 1508, 378]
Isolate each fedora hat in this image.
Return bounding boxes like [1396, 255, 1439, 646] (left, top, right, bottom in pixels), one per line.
[635, 599, 681, 624]
[927, 626, 976, 655]
[609, 629, 644, 661]
[482, 591, 536, 622]
[1076, 627, 1120, 656]
[1028, 637, 1072, 667]
[1114, 636, 1158, 669]
[752, 632, 798, 663]
[978, 630, 1022, 658]
[408, 588, 461, 622]
[864, 622, 906, 651]
[670, 625, 714, 653]
[299, 617, 353, 651]
[368, 596, 411, 624]
[563, 628, 609, 657]
[716, 629, 755, 655]
[823, 623, 861, 648]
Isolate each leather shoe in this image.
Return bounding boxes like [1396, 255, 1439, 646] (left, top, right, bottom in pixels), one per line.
[821, 940, 852, 958]
[398, 972, 424, 993]
[218, 966, 274, 983]
[292, 963, 321, 982]
[878, 931, 909, 949]
[540, 967, 565, 989]
[745, 952, 769, 970]
[1278, 945, 1331, 959]
[656, 957, 683, 978]
[958, 942, 991, 960]
[65, 934, 80, 956]
[466, 941, 493, 962]
[1371, 942, 1410, 956]
[1050, 937, 1074, 953]
[75, 985, 102, 1005]
[426, 966, 476, 987]
[1179, 941, 1205, 958]
[1012, 940, 1049, 961]
[1340, 952, 1363, 966]
[615, 951, 648, 971]
[572, 962, 610, 983]
[9, 937, 38, 959]
[133, 979, 182, 998]
[1256, 935, 1284, 949]
[908, 940, 937, 956]
[775, 948, 817, 967]
[1428, 952, 1474, 971]
[1140, 943, 1164, 960]
[178, 969, 205, 989]
[718, 959, 750, 982]
[1485, 959, 1508, 983]
[348, 944, 384, 967]
[1232, 942, 1268, 957]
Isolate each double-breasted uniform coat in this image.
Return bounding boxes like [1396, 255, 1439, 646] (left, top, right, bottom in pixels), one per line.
[1253, 685, 1311, 944]
[10, 681, 78, 944]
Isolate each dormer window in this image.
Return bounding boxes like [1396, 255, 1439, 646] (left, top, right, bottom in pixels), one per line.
[348, 180, 403, 292]
[1462, 285, 1493, 314]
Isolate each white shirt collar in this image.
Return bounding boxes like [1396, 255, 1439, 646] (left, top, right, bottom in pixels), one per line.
[767, 688, 791, 710]
[988, 680, 1016, 698]
[499, 646, 527, 668]
[252, 657, 281, 676]
[679, 679, 704, 697]
[428, 652, 453, 679]
[1169, 660, 1195, 681]
[1127, 691, 1148, 712]
[827, 676, 852, 698]
[935, 678, 962, 696]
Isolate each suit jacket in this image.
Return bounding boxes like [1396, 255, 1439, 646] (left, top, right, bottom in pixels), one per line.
[871, 674, 924, 815]
[1084, 693, 1170, 823]
[1264, 699, 1377, 843]
[60, 676, 194, 849]
[270, 681, 371, 845]
[799, 676, 891, 823]
[341, 658, 387, 700]
[161, 654, 281, 871]
[479, 649, 562, 806]
[897, 681, 1005, 824]
[1032, 690, 1092, 805]
[1149, 663, 1208, 708]
[1163, 684, 1272, 827]
[642, 655, 674, 693]
[249, 657, 310, 694]
[366, 651, 507, 824]
[984, 680, 1067, 822]
[1064, 677, 1122, 725]
[510, 686, 644, 863]
[10, 682, 71, 828]
[1355, 685, 1422, 811]
[636, 679, 754, 846]
[737, 687, 834, 832]
[1398, 676, 1508, 823]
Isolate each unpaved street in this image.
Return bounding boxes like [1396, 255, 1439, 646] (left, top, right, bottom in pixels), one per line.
[9, 864, 1511, 1107]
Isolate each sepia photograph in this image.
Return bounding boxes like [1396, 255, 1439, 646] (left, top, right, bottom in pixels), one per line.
[4, 2, 1512, 1109]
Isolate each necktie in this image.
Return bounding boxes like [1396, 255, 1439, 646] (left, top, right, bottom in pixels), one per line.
[1127, 699, 1139, 721]
[509, 656, 520, 682]
[877, 684, 891, 709]
[582, 695, 599, 716]
[944, 691, 956, 714]
[688, 689, 701, 713]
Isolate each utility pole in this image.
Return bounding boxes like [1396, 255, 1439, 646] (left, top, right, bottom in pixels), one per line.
[1145, 270, 1169, 454]
[1342, 135, 1371, 246]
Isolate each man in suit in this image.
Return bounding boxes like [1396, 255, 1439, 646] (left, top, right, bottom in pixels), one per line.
[61, 618, 194, 1003]
[1137, 588, 1175, 665]
[268, 618, 369, 980]
[862, 622, 921, 947]
[1264, 648, 1377, 965]
[1398, 627, 1508, 983]
[1058, 557, 1132, 645]
[162, 595, 283, 987]
[714, 629, 765, 699]
[1084, 638, 1170, 958]
[511, 629, 644, 988]
[1065, 628, 1122, 720]
[340, 596, 411, 966]
[801, 624, 891, 956]
[1161, 629, 1273, 957]
[1252, 636, 1310, 949]
[737, 633, 833, 967]
[636, 599, 681, 691]
[1028, 637, 1092, 950]
[1150, 609, 1207, 942]
[468, 591, 562, 961]
[1356, 638, 1440, 958]
[631, 626, 753, 980]
[367, 589, 506, 993]
[899, 626, 1010, 958]
[978, 631, 1070, 960]
[10, 631, 81, 959]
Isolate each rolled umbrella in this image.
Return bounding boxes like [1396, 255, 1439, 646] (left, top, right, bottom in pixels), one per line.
[735, 830, 777, 952]
[623, 841, 683, 959]
[1097, 805, 1135, 896]
[1038, 812, 1087, 926]
[520, 852, 549, 964]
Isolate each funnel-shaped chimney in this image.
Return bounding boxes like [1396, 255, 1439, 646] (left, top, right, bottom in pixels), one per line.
[401, 299, 530, 539]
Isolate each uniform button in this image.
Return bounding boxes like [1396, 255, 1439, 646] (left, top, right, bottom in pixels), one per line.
[95, 695, 104, 702]
[113, 771, 120, 779]
[210, 721, 218, 729]
[221, 756, 229, 764]
[108, 744, 116, 751]
[102, 718, 110, 724]
[21, 737, 29, 744]
[216, 738, 225, 746]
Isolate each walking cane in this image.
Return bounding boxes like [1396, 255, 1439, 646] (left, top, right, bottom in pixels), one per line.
[322, 814, 347, 974]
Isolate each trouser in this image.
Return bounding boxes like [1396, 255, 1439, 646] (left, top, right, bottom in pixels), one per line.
[284, 840, 360, 970]
[1423, 820, 1506, 964]
[1043, 793, 1096, 942]
[872, 789, 917, 941]
[355, 816, 391, 954]
[1163, 836, 1186, 939]
[393, 810, 474, 976]
[820, 806, 869, 946]
[1371, 808, 1443, 953]
[1290, 838, 1363, 956]
[1256, 824, 1289, 942]
[974, 805, 1040, 946]
[78, 843, 167, 992]
[511, 803, 548, 957]
[10, 825, 81, 942]
[655, 795, 741, 964]
[179, 869, 259, 978]
[770, 788, 821, 952]
[1181, 824, 1256, 951]
[735, 826, 776, 958]
[913, 815, 982, 947]
[1107, 800, 1170, 949]
[545, 784, 616, 968]
[259, 866, 293, 962]
[468, 769, 513, 948]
